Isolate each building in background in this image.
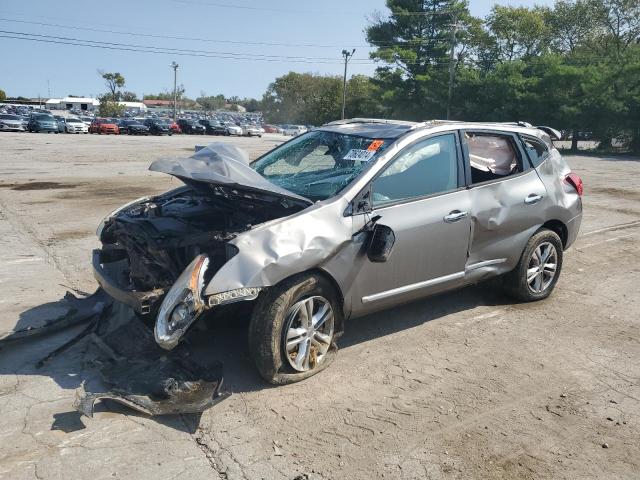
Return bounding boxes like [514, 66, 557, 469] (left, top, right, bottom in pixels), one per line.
[118, 101, 147, 114]
[45, 97, 100, 111]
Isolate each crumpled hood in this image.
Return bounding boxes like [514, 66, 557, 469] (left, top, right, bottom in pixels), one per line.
[149, 143, 312, 205]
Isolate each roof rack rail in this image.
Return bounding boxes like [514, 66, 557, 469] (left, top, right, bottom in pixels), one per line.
[421, 119, 535, 127]
[324, 118, 417, 126]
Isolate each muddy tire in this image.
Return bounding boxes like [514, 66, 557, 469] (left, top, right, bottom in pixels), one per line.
[503, 229, 563, 302]
[248, 273, 341, 385]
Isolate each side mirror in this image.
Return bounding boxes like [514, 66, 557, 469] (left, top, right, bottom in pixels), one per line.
[367, 224, 396, 263]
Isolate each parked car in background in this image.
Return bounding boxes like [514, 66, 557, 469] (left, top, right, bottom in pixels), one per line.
[89, 118, 120, 135]
[263, 124, 280, 134]
[168, 120, 181, 134]
[118, 119, 150, 135]
[281, 124, 307, 136]
[53, 115, 66, 133]
[144, 118, 172, 135]
[27, 112, 59, 133]
[0, 114, 26, 132]
[176, 118, 206, 135]
[224, 122, 243, 136]
[63, 117, 89, 134]
[241, 124, 263, 137]
[80, 116, 94, 126]
[198, 119, 225, 135]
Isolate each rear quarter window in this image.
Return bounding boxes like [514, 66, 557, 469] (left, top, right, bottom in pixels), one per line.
[522, 135, 549, 167]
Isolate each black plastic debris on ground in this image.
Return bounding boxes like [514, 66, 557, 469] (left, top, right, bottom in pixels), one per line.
[74, 309, 228, 417]
[0, 289, 109, 344]
[3, 288, 228, 418]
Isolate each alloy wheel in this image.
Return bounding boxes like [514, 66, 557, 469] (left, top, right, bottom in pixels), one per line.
[283, 296, 334, 372]
[527, 242, 558, 293]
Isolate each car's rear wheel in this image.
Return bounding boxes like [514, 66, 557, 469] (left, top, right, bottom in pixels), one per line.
[503, 229, 563, 302]
[248, 273, 340, 384]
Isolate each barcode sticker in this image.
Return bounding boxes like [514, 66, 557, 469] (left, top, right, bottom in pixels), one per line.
[343, 149, 376, 162]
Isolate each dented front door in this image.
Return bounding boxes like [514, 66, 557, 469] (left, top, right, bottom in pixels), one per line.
[349, 132, 471, 317]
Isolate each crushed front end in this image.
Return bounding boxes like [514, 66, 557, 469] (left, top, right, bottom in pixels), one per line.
[93, 183, 305, 349]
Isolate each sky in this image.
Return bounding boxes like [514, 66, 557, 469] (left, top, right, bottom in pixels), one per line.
[0, 0, 552, 100]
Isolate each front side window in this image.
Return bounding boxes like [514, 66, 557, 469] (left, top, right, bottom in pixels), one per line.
[253, 130, 391, 201]
[522, 135, 549, 167]
[465, 132, 522, 184]
[372, 134, 459, 207]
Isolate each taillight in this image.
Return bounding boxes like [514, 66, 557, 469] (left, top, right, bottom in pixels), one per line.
[564, 172, 583, 196]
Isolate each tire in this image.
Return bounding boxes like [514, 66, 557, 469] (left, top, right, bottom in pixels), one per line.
[248, 273, 341, 385]
[503, 229, 563, 302]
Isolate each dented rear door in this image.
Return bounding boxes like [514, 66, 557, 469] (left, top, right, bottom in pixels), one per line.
[461, 130, 548, 275]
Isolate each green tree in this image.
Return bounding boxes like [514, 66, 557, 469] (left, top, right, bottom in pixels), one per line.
[97, 94, 125, 117]
[99, 71, 126, 101]
[345, 75, 387, 118]
[545, 0, 601, 53]
[197, 93, 226, 112]
[366, 0, 474, 119]
[120, 91, 139, 102]
[0, 89, 6, 101]
[485, 6, 551, 61]
[240, 97, 261, 112]
[262, 72, 342, 125]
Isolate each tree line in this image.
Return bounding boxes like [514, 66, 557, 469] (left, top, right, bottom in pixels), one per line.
[91, 0, 639, 151]
[261, 0, 640, 152]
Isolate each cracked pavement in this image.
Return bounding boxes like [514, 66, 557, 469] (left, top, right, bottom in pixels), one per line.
[0, 133, 639, 479]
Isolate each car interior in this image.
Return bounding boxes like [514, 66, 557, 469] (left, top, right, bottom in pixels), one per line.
[465, 132, 522, 183]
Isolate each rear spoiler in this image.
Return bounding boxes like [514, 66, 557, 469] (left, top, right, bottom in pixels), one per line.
[536, 126, 562, 140]
[515, 122, 562, 140]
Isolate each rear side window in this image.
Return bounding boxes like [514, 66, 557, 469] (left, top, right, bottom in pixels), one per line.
[372, 134, 459, 206]
[464, 132, 522, 184]
[522, 135, 549, 167]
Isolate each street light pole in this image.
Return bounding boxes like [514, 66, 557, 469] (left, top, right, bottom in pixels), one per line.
[446, 20, 463, 120]
[341, 49, 355, 120]
[170, 61, 179, 120]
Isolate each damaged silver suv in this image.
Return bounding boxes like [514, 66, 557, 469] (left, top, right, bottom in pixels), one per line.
[93, 119, 583, 383]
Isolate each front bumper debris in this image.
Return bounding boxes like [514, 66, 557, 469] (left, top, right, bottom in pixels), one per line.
[2, 288, 228, 418]
[92, 248, 164, 314]
[72, 309, 228, 417]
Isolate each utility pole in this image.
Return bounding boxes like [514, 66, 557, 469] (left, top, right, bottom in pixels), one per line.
[170, 61, 179, 120]
[341, 49, 355, 120]
[446, 20, 462, 120]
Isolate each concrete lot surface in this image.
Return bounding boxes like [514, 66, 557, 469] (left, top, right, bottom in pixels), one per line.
[0, 132, 639, 480]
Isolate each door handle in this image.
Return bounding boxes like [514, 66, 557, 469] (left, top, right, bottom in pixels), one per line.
[444, 210, 468, 223]
[524, 194, 543, 205]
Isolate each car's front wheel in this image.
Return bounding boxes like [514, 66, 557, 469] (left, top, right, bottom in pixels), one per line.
[249, 273, 340, 384]
[503, 229, 563, 302]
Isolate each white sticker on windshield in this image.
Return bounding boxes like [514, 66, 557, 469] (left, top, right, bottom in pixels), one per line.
[343, 149, 376, 162]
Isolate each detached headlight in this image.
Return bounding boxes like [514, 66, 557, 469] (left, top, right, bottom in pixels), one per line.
[154, 255, 209, 350]
[207, 287, 262, 307]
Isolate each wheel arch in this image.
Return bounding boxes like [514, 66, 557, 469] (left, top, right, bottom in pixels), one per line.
[542, 219, 568, 248]
[264, 267, 347, 335]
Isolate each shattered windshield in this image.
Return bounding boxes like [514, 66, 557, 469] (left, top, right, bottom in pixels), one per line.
[252, 130, 391, 200]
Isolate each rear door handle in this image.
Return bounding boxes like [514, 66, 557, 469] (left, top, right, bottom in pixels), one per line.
[524, 194, 543, 205]
[444, 210, 468, 223]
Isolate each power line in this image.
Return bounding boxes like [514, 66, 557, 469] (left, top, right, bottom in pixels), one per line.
[0, 16, 454, 49]
[0, 30, 457, 66]
[0, 17, 366, 49]
[0, 33, 347, 64]
[0, 29, 353, 61]
[169, 0, 455, 17]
